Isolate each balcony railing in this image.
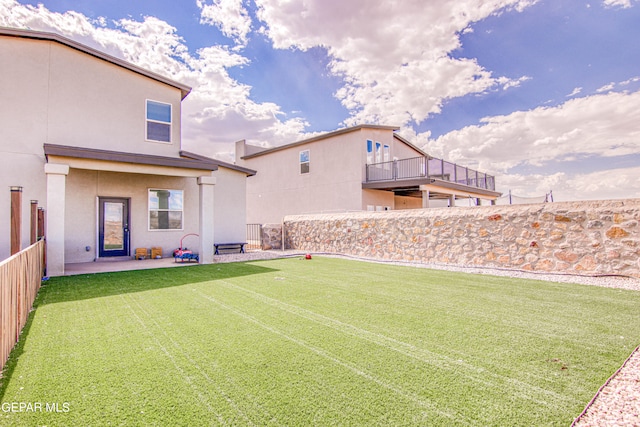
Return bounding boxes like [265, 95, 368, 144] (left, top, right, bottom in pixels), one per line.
[365, 156, 496, 191]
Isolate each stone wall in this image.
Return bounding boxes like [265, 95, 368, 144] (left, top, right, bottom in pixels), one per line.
[261, 223, 284, 250]
[282, 199, 640, 277]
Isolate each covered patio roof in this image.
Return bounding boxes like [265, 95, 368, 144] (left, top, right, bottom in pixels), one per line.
[43, 144, 219, 276]
[44, 144, 218, 177]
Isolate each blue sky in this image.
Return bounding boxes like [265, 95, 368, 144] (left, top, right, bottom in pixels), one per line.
[2, 0, 640, 201]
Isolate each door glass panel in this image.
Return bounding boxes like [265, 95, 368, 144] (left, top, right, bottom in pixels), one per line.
[103, 202, 124, 251]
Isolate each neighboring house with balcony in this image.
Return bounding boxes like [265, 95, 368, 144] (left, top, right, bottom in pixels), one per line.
[0, 28, 255, 275]
[235, 124, 501, 224]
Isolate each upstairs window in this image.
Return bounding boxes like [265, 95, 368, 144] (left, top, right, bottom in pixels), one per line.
[146, 100, 172, 143]
[383, 144, 391, 169]
[300, 149, 310, 174]
[149, 189, 183, 230]
[383, 144, 390, 162]
[366, 140, 374, 164]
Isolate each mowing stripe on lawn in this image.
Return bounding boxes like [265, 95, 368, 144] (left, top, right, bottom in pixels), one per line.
[281, 262, 623, 356]
[121, 293, 262, 426]
[250, 259, 636, 384]
[119, 293, 229, 425]
[213, 278, 577, 408]
[192, 288, 467, 425]
[122, 288, 288, 425]
[124, 279, 462, 425]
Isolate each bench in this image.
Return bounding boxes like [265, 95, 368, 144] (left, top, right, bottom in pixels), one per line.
[214, 243, 246, 255]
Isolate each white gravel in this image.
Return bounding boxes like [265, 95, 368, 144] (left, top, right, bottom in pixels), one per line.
[216, 249, 640, 425]
[572, 347, 640, 427]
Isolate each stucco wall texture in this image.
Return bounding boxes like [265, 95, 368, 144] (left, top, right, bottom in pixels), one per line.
[278, 199, 640, 278]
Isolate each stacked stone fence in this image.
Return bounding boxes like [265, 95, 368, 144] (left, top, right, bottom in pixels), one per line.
[271, 199, 640, 277]
[261, 224, 284, 250]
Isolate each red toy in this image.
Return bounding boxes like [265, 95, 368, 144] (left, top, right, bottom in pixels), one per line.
[174, 233, 200, 263]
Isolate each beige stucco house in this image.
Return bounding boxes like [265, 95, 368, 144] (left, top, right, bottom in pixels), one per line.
[235, 125, 501, 224]
[0, 28, 255, 275]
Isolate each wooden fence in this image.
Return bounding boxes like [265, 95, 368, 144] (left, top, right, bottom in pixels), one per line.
[0, 239, 45, 372]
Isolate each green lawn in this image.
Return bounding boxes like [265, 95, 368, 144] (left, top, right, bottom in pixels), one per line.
[1, 257, 639, 426]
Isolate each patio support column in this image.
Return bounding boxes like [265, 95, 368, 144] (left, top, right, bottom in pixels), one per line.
[45, 163, 69, 276]
[421, 189, 430, 208]
[197, 176, 216, 264]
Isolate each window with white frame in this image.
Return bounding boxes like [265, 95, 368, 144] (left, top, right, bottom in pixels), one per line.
[300, 149, 310, 174]
[366, 140, 374, 164]
[146, 100, 172, 143]
[148, 189, 183, 230]
[383, 144, 391, 169]
[383, 144, 390, 162]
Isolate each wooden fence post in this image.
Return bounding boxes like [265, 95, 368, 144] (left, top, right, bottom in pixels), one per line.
[10, 186, 22, 255]
[37, 207, 45, 240]
[30, 200, 38, 244]
[38, 207, 46, 274]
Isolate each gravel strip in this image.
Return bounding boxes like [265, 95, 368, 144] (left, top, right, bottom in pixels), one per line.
[215, 250, 640, 425]
[572, 347, 640, 427]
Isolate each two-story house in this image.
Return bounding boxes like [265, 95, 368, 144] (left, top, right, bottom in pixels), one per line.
[0, 28, 255, 275]
[235, 125, 501, 224]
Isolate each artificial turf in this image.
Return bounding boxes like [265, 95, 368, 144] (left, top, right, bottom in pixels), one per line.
[1, 257, 639, 426]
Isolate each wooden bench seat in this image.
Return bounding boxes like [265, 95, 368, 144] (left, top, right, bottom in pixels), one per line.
[214, 243, 246, 255]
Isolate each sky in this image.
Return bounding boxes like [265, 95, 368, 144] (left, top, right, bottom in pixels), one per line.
[2, 0, 639, 202]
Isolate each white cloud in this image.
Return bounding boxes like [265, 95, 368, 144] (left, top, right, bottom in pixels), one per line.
[567, 87, 582, 97]
[0, 0, 305, 158]
[255, 0, 539, 127]
[620, 76, 640, 85]
[602, 0, 638, 8]
[0, 0, 191, 77]
[596, 82, 616, 93]
[499, 166, 640, 202]
[565, 166, 640, 200]
[496, 172, 564, 200]
[500, 75, 531, 90]
[197, 0, 252, 47]
[420, 90, 640, 200]
[423, 90, 640, 172]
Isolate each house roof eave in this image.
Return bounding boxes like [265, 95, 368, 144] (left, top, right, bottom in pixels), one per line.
[392, 133, 430, 157]
[1, 27, 192, 100]
[44, 144, 218, 171]
[241, 124, 401, 159]
[180, 150, 257, 176]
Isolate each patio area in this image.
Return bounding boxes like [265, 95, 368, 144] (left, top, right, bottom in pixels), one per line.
[62, 250, 292, 276]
